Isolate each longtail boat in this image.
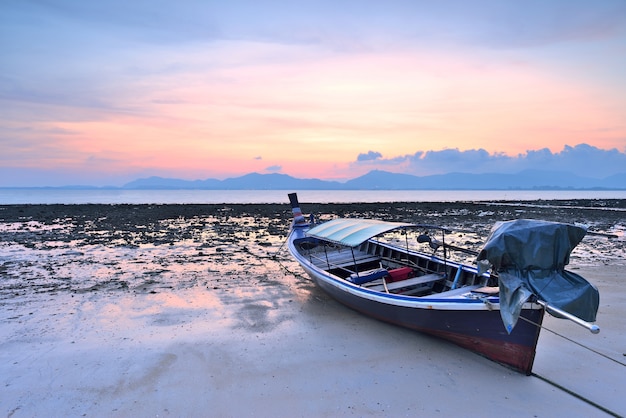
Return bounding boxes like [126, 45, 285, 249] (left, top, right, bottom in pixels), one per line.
[286, 193, 599, 374]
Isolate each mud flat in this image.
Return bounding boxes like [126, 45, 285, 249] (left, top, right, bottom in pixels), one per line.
[1, 201, 625, 416]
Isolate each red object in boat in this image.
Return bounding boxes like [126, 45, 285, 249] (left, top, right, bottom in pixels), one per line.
[387, 267, 413, 282]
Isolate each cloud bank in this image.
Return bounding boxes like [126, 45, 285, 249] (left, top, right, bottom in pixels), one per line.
[354, 144, 626, 178]
[357, 151, 383, 162]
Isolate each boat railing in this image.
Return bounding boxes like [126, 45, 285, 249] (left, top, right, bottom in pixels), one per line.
[298, 237, 490, 293]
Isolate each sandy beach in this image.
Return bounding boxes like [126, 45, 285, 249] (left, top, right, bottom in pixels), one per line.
[1, 201, 625, 417]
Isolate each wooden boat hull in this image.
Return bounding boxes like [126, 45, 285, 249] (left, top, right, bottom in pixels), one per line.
[289, 225, 544, 375]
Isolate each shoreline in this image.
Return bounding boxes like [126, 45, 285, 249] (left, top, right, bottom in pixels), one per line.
[1, 201, 624, 298]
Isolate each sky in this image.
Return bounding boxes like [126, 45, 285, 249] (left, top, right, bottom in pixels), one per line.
[1, 0, 626, 187]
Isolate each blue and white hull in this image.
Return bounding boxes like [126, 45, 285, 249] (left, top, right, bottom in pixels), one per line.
[286, 196, 545, 375]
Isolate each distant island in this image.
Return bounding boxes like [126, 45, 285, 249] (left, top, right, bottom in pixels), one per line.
[113, 169, 626, 190]
[4, 169, 625, 190]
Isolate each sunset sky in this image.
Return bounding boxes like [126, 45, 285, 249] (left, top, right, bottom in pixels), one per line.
[2, 1, 626, 186]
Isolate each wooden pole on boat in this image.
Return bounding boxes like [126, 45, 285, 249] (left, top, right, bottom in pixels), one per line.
[585, 231, 618, 239]
[537, 300, 600, 334]
[351, 248, 359, 277]
[288, 193, 306, 225]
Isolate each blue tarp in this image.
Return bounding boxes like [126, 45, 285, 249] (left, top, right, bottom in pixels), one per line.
[477, 219, 600, 333]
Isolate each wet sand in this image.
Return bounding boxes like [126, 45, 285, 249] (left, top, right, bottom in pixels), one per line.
[1, 201, 625, 416]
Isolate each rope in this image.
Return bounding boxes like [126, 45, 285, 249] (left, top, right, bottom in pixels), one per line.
[530, 372, 622, 418]
[274, 230, 290, 255]
[270, 235, 310, 281]
[518, 315, 626, 368]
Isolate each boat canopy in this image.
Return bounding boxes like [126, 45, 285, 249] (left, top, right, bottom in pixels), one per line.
[306, 218, 414, 247]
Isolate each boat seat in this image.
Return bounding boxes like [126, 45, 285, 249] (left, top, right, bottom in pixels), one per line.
[333, 256, 380, 270]
[368, 273, 443, 292]
[421, 284, 483, 298]
[349, 268, 389, 285]
[310, 252, 380, 270]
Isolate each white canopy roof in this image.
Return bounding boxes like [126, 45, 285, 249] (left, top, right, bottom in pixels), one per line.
[306, 218, 414, 247]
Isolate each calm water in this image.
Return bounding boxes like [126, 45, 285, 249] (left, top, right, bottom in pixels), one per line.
[1, 188, 626, 204]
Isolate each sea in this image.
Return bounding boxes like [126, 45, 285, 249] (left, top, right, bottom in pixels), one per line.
[1, 188, 625, 205]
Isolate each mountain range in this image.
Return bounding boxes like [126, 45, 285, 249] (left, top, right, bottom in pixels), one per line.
[121, 169, 626, 190]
